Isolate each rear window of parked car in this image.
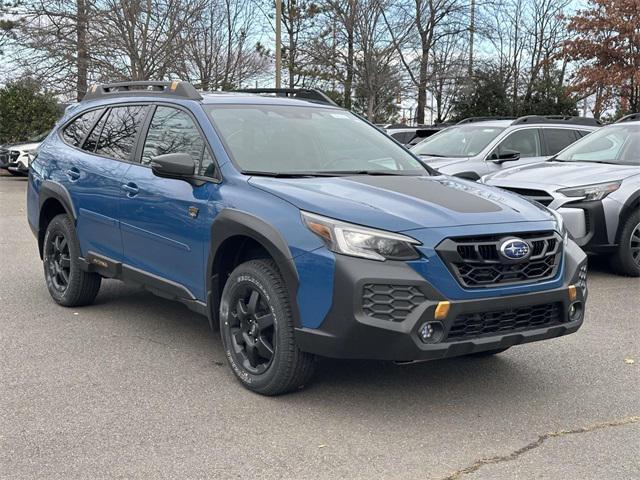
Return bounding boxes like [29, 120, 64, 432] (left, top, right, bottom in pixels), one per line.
[62, 109, 103, 147]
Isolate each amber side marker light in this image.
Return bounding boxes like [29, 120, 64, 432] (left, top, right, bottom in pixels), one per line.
[568, 285, 577, 302]
[434, 301, 451, 320]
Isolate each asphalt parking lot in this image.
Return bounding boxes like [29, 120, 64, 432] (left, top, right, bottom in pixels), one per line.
[1, 173, 639, 479]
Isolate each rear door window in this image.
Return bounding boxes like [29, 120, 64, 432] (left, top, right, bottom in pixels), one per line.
[93, 105, 148, 161]
[543, 128, 580, 155]
[491, 129, 542, 158]
[62, 109, 103, 147]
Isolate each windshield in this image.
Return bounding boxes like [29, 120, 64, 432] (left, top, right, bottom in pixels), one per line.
[205, 105, 428, 175]
[411, 125, 505, 157]
[555, 125, 639, 166]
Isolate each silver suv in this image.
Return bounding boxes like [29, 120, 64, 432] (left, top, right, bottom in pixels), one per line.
[411, 116, 600, 180]
[483, 113, 640, 276]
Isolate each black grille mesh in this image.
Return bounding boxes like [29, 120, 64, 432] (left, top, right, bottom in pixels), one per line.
[447, 302, 564, 341]
[362, 284, 426, 322]
[438, 232, 562, 288]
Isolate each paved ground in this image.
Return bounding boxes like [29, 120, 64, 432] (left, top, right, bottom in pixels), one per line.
[1, 174, 639, 480]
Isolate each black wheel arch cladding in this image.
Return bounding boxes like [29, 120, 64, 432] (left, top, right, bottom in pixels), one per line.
[37, 181, 77, 258]
[207, 208, 301, 330]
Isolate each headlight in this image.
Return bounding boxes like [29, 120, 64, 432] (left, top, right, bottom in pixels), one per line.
[301, 211, 421, 261]
[559, 181, 621, 201]
[549, 208, 568, 244]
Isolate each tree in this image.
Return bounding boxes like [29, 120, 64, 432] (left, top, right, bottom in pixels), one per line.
[352, 0, 401, 121]
[0, 80, 59, 143]
[383, 0, 466, 124]
[12, 0, 97, 101]
[564, 0, 640, 116]
[0, 1, 21, 55]
[179, 0, 269, 90]
[450, 66, 511, 120]
[277, 0, 321, 88]
[91, 0, 206, 81]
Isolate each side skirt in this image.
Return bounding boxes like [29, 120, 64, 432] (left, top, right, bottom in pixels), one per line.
[80, 251, 208, 317]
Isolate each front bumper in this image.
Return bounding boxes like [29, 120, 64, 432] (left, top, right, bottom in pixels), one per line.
[7, 161, 28, 173]
[295, 240, 588, 361]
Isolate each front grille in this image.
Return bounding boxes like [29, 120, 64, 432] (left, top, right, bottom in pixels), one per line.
[501, 187, 554, 206]
[447, 302, 564, 341]
[437, 231, 562, 288]
[362, 284, 426, 322]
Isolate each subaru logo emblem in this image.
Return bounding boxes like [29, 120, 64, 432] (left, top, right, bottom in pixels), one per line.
[499, 238, 531, 262]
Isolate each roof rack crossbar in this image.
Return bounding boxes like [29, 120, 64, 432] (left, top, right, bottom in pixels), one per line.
[615, 113, 640, 123]
[511, 115, 602, 127]
[233, 88, 337, 106]
[83, 80, 203, 101]
[456, 116, 515, 124]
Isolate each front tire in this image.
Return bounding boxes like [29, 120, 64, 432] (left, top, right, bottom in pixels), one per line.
[219, 259, 316, 395]
[43, 214, 102, 306]
[611, 212, 640, 277]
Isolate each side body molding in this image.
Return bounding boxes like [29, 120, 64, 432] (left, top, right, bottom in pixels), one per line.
[206, 209, 301, 329]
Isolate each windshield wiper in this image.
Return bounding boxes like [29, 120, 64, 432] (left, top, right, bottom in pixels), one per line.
[417, 153, 446, 157]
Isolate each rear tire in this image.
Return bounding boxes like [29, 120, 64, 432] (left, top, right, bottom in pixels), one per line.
[43, 214, 101, 306]
[610, 212, 640, 277]
[219, 259, 317, 395]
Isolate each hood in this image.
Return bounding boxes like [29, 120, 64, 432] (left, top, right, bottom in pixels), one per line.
[417, 155, 469, 169]
[249, 174, 553, 232]
[485, 161, 640, 189]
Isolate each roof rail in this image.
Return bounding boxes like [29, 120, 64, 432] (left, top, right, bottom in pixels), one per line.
[233, 88, 337, 106]
[511, 115, 602, 127]
[83, 80, 203, 101]
[615, 113, 640, 123]
[456, 117, 515, 124]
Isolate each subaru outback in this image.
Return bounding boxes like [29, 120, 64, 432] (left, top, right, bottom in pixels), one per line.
[27, 81, 588, 395]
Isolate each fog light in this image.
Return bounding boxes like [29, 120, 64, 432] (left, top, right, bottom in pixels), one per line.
[418, 321, 444, 343]
[568, 301, 584, 322]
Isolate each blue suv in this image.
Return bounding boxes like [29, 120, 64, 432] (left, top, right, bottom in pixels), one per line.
[28, 81, 588, 395]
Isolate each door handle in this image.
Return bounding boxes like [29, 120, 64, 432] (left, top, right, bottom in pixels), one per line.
[121, 182, 139, 197]
[66, 168, 80, 181]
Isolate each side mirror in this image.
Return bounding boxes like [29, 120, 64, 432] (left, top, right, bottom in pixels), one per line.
[491, 149, 521, 163]
[151, 153, 196, 178]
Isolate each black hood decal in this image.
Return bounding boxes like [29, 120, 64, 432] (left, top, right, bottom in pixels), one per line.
[345, 176, 503, 214]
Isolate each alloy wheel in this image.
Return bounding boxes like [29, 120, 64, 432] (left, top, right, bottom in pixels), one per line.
[631, 222, 640, 267]
[45, 232, 71, 292]
[228, 286, 276, 374]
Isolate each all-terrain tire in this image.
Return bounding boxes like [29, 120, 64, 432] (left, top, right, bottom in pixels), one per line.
[43, 214, 101, 306]
[219, 259, 317, 395]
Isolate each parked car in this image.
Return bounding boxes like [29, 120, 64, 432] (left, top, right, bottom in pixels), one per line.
[411, 116, 600, 180]
[386, 124, 444, 147]
[28, 81, 588, 395]
[483, 113, 640, 276]
[0, 131, 49, 176]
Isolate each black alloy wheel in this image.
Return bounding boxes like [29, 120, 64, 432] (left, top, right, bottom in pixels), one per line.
[45, 232, 71, 293]
[228, 286, 276, 374]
